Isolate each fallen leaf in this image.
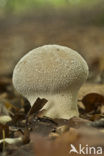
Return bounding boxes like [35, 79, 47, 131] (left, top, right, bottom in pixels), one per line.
[27, 98, 48, 117]
[82, 93, 104, 113]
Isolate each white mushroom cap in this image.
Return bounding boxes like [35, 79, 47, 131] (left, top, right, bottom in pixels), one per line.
[13, 45, 89, 119]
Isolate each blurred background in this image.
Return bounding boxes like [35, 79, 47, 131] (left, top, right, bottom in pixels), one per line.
[0, 0, 104, 80]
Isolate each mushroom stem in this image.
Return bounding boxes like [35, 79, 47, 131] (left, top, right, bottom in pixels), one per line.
[28, 90, 79, 119]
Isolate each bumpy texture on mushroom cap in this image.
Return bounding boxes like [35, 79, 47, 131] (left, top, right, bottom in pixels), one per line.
[13, 45, 88, 95]
[13, 45, 88, 119]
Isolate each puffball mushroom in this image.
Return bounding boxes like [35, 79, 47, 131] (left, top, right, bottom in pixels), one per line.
[12, 45, 89, 119]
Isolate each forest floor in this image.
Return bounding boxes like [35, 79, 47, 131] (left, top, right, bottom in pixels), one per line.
[0, 10, 104, 156]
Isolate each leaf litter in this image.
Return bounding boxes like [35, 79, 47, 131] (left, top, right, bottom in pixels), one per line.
[0, 70, 104, 155]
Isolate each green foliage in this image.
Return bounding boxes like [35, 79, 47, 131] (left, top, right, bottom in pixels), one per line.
[0, 0, 101, 14]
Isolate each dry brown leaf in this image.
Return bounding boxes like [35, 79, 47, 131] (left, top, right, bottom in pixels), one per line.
[82, 93, 104, 113]
[27, 98, 48, 117]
